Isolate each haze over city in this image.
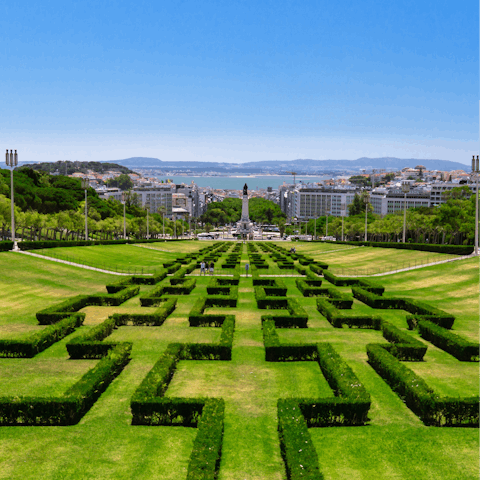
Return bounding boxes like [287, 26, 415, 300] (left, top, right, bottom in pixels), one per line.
[1, 1, 477, 164]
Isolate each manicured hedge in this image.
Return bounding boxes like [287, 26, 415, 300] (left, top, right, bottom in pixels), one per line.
[278, 399, 323, 480]
[105, 270, 167, 293]
[67, 298, 177, 359]
[352, 287, 400, 309]
[322, 271, 384, 293]
[0, 344, 131, 425]
[188, 291, 238, 324]
[324, 240, 474, 255]
[418, 320, 479, 362]
[36, 295, 90, 324]
[275, 341, 372, 478]
[295, 279, 324, 296]
[367, 343, 479, 426]
[317, 298, 382, 329]
[131, 337, 230, 478]
[381, 321, 427, 361]
[12, 239, 129, 251]
[0, 241, 14, 251]
[0, 314, 84, 358]
[139, 279, 196, 306]
[402, 300, 455, 329]
[186, 398, 225, 480]
[36, 285, 140, 324]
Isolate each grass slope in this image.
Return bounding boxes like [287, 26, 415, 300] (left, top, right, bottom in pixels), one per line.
[0, 243, 477, 479]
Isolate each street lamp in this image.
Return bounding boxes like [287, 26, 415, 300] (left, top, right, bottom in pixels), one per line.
[145, 203, 150, 240]
[363, 192, 370, 242]
[81, 177, 89, 241]
[341, 202, 346, 242]
[325, 198, 331, 239]
[121, 193, 126, 239]
[5, 149, 19, 251]
[163, 212, 166, 242]
[401, 182, 411, 243]
[472, 155, 479, 256]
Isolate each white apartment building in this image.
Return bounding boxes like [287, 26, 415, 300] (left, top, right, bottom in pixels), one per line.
[133, 186, 173, 216]
[99, 185, 173, 216]
[370, 188, 430, 216]
[280, 185, 356, 219]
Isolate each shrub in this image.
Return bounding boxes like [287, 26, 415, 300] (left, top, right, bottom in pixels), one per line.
[186, 399, 225, 480]
[278, 399, 323, 480]
[36, 295, 90, 324]
[0, 344, 131, 425]
[316, 298, 382, 329]
[418, 320, 479, 361]
[367, 343, 479, 426]
[140, 279, 196, 306]
[0, 315, 84, 358]
[381, 321, 427, 361]
[325, 241, 474, 255]
[67, 297, 177, 359]
[296, 279, 323, 297]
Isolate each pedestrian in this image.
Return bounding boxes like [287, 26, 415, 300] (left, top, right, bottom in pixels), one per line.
[200, 260, 206, 276]
[209, 261, 214, 275]
[245, 263, 250, 277]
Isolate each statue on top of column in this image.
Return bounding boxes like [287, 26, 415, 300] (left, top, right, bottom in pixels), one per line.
[243, 183, 248, 196]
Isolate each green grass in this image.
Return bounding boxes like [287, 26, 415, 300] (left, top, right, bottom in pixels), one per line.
[34, 244, 176, 272]
[290, 241, 460, 274]
[0, 243, 478, 479]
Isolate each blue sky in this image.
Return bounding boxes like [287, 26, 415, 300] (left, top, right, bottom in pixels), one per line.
[1, 0, 477, 164]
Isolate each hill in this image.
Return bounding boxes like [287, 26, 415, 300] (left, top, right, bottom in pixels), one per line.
[104, 157, 468, 173]
[17, 160, 134, 176]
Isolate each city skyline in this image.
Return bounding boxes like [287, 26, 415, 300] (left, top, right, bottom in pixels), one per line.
[1, 1, 477, 165]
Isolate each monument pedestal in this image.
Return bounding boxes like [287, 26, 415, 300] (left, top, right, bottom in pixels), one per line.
[237, 183, 254, 240]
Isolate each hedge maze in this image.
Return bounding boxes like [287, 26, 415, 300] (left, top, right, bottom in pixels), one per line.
[0, 240, 478, 479]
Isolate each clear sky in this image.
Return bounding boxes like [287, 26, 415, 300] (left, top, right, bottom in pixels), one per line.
[1, 1, 478, 164]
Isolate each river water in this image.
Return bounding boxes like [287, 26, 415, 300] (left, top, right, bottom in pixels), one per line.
[153, 175, 331, 190]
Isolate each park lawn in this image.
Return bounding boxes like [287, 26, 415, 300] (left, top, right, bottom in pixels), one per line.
[286, 241, 460, 273]
[34, 243, 175, 272]
[0, 241, 478, 479]
[133, 240, 218, 254]
[0, 251, 115, 334]
[378, 257, 479, 341]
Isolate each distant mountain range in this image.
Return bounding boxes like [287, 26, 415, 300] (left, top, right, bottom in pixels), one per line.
[102, 157, 469, 173]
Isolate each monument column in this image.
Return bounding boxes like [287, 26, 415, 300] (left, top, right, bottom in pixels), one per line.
[237, 183, 253, 240]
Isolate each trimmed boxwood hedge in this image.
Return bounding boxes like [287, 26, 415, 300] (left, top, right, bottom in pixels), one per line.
[189, 290, 238, 324]
[275, 341, 371, 479]
[0, 343, 131, 426]
[131, 328, 233, 477]
[381, 321, 428, 361]
[139, 279, 196, 306]
[36, 285, 140, 324]
[186, 398, 225, 480]
[106, 270, 167, 292]
[317, 298, 382, 329]
[67, 298, 178, 359]
[418, 320, 479, 362]
[323, 240, 474, 255]
[278, 399, 323, 480]
[322, 271, 384, 293]
[0, 314, 84, 358]
[295, 279, 324, 297]
[367, 343, 479, 426]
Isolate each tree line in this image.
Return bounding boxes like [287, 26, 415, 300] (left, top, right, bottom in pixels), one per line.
[302, 188, 477, 245]
[0, 168, 189, 240]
